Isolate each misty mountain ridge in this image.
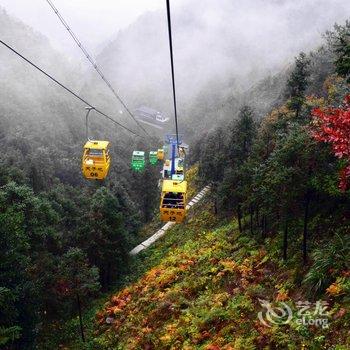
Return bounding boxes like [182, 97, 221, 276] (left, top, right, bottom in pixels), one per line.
[0, 6, 142, 143]
[94, 0, 349, 119]
[0, 1, 348, 141]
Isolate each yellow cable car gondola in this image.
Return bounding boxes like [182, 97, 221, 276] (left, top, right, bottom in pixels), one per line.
[157, 148, 165, 161]
[82, 140, 110, 180]
[81, 107, 111, 180]
[160, 179, 187, 223]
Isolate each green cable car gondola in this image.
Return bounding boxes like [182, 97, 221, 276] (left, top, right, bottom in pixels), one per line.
[131, 151, 145, 172]
[149, 151, 158, 165]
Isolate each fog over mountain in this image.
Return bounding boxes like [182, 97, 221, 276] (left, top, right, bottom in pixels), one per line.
[1, 0, 349, 134]
[0, 0, 184, 57]
[93, 0, 350, 118]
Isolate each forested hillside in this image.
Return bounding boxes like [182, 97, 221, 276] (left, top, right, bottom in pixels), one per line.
[1, 1, 350, 349]
[0, 8, 160, 348]
[71, 21, 349, 350]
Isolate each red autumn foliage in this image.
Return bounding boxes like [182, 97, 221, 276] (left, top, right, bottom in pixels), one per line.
[312, 95, 350, 191]
[206, 345, 221, 350]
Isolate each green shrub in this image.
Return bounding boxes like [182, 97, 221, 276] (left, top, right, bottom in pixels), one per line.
[303, 233, 350, 295]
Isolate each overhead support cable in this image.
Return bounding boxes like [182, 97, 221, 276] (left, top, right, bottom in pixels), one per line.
[0, 39, 142, 137]
[45, 0, 152, 138]
[165, 0, 180, 147]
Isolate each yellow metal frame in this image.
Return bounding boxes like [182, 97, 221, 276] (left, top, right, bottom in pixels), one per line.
[82, 140, 111, 180]
[160, 180, 187, 223]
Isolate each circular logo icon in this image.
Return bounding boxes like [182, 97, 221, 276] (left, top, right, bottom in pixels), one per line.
[258, 299, 293, 327]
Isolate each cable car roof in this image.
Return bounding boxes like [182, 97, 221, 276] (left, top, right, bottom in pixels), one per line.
[84, 140, 110, 149]
[133, 151, 145, 156]
[162, 179, 187, 193]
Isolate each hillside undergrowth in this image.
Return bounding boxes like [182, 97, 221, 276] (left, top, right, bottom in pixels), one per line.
[88, 204, 350, 350]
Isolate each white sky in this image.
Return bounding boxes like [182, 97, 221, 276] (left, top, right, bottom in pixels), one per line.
[0, 0, 184, 57]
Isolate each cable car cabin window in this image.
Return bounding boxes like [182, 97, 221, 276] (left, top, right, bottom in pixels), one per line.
[88, 149, 104, 157]
[172, 174, 184, 181]
[162, 192, 184, 209]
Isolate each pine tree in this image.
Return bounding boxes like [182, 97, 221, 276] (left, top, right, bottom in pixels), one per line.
[228, 106, 256, 163]
[327, 21, 350, 82]
[56, 248, 100, 342]
[218, 106, 256, 219]
[79, 187, 130, 289]
[285, 52, 311, 118]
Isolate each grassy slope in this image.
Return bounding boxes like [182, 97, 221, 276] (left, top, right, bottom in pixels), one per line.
[91, 202, 349, 350]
